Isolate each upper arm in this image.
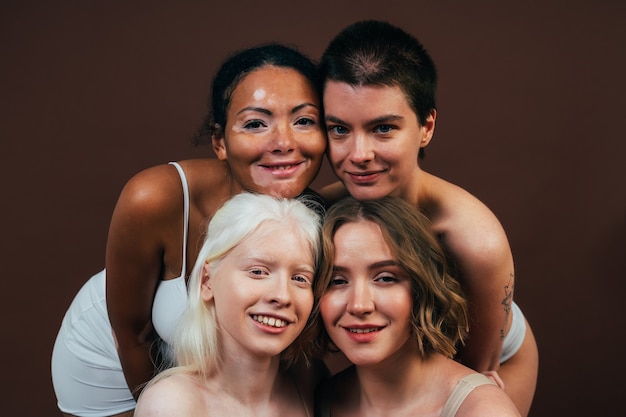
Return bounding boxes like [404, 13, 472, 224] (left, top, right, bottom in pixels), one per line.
[442, 200, 515, 370]
[105, 165, 183, 345]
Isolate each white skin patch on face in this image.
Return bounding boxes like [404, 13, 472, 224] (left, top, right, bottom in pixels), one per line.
[253, 88, 267, 101]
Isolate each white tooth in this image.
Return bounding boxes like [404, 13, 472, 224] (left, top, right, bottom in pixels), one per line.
[262, 317, 269, 324]
[268, 317, 276, 326]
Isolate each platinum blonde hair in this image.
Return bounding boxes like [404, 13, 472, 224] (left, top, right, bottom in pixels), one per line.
[147, 192, 322, 387]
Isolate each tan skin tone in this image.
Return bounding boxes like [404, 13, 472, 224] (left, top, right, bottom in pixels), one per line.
[64, 66, 326, 417]
[319, 81, 538, 417]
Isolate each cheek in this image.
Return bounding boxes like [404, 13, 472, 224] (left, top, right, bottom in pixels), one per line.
[296, 290, 315, 317]
[302, 133, 327, 155]
[226, 137, 265, 160]
[320, 293, 342, 324]
[328, 143, 347, 164]
[388, 290, 413, 323]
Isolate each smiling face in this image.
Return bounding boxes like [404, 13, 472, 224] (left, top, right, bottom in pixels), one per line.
[323, 81, 435, 201]
[213, 65, 326, 198]
[320, 220, 414, 367]
[201, 221, 315, 360]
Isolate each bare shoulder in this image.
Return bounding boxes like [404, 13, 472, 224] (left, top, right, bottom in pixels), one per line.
[425, 174, 511, 262]
[117, 158, 225, 218]
[135, 374, 204, 417]
[455, 383, 521, 417]
[116, 163, 186, 217]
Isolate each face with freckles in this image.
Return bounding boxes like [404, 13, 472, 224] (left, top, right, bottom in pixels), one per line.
[213, 65, 327, 198]
[201, 221, 315, 359]
[320, 220, 414, 367]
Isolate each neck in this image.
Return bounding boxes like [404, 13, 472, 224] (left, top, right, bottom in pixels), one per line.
[214, 351, 283, 404]
[397, 165, 428, 208]
[355, 351, 449, 412]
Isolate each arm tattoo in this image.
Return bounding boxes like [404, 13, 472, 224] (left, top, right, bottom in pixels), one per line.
[500, 273, 514, 340]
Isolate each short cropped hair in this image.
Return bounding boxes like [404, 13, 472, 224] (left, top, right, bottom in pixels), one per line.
[319, 20, 437, 159]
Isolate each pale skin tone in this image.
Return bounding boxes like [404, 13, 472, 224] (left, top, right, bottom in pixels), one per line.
[83, 66, 326, 417]
[320, 81, 538, 416]
[134, 222, 316, 417]
[319, 220, 520, 417]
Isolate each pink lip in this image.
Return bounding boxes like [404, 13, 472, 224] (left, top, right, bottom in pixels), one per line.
[258, 161, 305, 178]
[342, 324, 384, 343]
[346, 170, 383, 184]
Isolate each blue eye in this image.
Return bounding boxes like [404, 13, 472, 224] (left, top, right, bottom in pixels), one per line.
[375, 124, 394, 134]
[292, 274, 313, 286]
[328, 125, 348, 135]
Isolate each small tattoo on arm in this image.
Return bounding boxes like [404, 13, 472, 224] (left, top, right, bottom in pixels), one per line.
[500, 273, 514, 340]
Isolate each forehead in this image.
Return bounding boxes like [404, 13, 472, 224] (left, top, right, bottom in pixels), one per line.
[334, 220, 394, 260]
[322, 81, 412, 116]
[231, 66, 316, 102]
[232, 220, 312, 255]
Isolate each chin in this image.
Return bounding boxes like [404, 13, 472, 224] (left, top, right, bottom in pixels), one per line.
[250, 183, 303, 199]
[346, 187, 388, 202]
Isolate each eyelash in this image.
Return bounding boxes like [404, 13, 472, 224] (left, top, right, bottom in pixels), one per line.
[243, 120, 266, 130]
[248, 268, 312, 286]
[327, 273, 400, 287]
[242, 116, 318, 131]
[374, 275, 398, 284]
[295, 117, 317, 126]
[327, 124, 396, 136]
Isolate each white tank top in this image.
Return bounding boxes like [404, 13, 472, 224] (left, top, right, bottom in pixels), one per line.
[151, 162, 190, 346]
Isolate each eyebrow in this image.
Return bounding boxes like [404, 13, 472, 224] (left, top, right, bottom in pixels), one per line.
[243, 256, 315, 273]
[236, 102, 319, 117]
[333, 260, 399, 272]
[325, 114, 404, 126]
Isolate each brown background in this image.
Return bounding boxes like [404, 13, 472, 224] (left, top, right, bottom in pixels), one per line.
[1, 1, 624, 415]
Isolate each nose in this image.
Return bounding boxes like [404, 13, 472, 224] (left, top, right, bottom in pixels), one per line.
[349, 134, 374, 165]
[268, 274, 292, 308]
[346, 279, 374, 316]
[270, 123, 296, 154]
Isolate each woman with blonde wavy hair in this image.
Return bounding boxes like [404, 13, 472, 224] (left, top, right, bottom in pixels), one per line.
[313, 197, 520, 417]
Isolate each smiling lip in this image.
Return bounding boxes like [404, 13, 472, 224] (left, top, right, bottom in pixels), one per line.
[258, 161, 305, 178]
[346, 170, 383, 184]
[251, 314, 292, 334]
[342, 325, 385, 342]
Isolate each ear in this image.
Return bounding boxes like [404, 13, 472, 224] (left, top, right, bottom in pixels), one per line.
[200, 262, 214, 302]
[419, 110, 437, 148]
[211, 128, 228, 161]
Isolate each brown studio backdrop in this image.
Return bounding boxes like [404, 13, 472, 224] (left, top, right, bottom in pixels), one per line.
[1, 1, 624, 415]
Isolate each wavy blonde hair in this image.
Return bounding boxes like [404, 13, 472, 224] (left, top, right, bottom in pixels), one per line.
[310, 196, 468, 359]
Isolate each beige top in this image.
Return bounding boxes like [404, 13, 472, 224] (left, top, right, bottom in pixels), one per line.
[315, 372, 495, 417]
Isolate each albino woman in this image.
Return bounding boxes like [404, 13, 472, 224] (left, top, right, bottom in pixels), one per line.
[135, 193, 323, 417]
